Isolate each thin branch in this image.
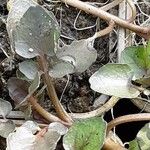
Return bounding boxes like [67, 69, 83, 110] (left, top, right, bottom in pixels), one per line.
[70, 96, 120, 120]
[60, 0, 150, 39]
[107, 113, 150, 134]
[100, 0, 124, 11]
[126, 0, 136, 22]
[37, 56, 73, 124]
[92, 20, 115, 39]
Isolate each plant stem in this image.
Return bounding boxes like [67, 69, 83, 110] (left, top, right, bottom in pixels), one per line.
[60, 0, 150, 39]
[28, 96, 71, 126]
[4, 96, 119, 122]
[92, 20, 115, 39]
[100, 0, 124, 11]
[70, 96, 120, 119]
[37, 56, 73, 124]
[102, 137, 127, 150]
[107, 113, 150, 134]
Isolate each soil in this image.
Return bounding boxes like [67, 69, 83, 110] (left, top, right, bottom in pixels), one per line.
[0, 0, 149, 149]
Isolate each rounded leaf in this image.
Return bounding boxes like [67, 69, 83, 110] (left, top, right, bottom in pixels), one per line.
[49, 122, 68, 135]
[49, 59, 75, 78]
[121, 43, 150, 80]
[89, 64, 140, 98]
[0, 98, 12, 119]
[56, 39, 97, 73]
[7, 0, 60, 58]
[63, 117, 106, 150]
[6, 126, 36, 150]
[19, 60, 38, 80]
[7, 77, 29, 106]
[0, 120, 15, 138]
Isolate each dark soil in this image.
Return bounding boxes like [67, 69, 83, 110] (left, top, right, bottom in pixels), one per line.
[0, 0, 149, 149]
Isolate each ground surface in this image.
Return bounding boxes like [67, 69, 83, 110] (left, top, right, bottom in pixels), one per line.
[0, 0, 149, 149]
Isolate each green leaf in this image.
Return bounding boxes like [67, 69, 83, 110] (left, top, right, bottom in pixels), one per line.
[19, 60, 38, 80]
[63, 117, 106, 150]
[129, 139, 140, 150]
[130, 122, 150, 150]
[121, 42, 150, 79]
[7, 0, 60, 58]
[0, 98, 12, 119]
[89, 64, 140, 98]
[57, 39, 97, 73]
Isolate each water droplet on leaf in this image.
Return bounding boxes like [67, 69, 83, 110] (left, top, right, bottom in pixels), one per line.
[29, 48, 34, 52]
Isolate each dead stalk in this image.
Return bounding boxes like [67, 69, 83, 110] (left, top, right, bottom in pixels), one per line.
[100, 0, 124, 11]
[37, 56, 73, 124]
[70, 96, 120, 119]
[107, 113, 150, 134]
[102, 137, 127, 150]
[28, 96, 71, 126]
[60, 0, 150, 39]
[92, 20, 115, 39]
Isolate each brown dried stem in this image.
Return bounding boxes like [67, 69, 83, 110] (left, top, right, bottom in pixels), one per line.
[60, 0, 150, 39]
[102, 137, 127, 150]
[70, 96, 120, 119]
[100, 0, 124, 11]
[107, 113, 150, 134]
[28, 96, 71, 126]
[92, 20, 115, 39]
[37, 55, 73, 124]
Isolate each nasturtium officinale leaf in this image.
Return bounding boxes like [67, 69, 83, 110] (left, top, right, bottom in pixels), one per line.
[19, 72, 41, 107]
[0, 120, 15, 138]
[35, 122, 68, 150]
[6, 121, 67, 150]
[6, 122, 37, 150]
[28, 72, 41, 96]
[19, 57, 74, 79]
[21, 121, 40, 134]
[56, 38, 97, 73]
[7, 0, 37, 53]
[63, 117, 106, 150]
[0, 98, 12, 119]
[7, 75, 41, 108]
[7, 0, 60, 58]
[129, 139, 140, 150]
[34, 130, 61, 150]
[49, 56, 75, 78]
[19, 60, 38, 80]
[121, 42, 150, 80]
[129, 122, 150, 150]
[89, 64, 140, 98]
[48, 122, 68, 135]
[7, 77, 29, 106]
[16, 69, 31, 81]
